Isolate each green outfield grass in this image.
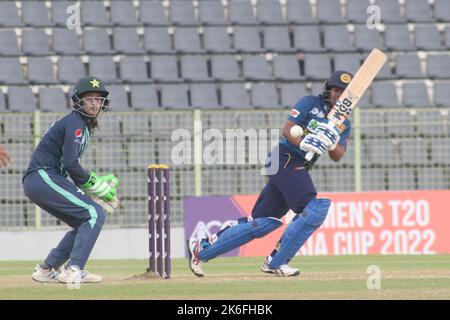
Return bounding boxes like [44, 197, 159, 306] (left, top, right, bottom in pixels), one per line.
[1, 255, 450, 300]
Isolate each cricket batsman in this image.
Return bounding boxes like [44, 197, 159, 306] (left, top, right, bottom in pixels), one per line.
[23, 76, 120, 284]
[188, 71, 353, 277]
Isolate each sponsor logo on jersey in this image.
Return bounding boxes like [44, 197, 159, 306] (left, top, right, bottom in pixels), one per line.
[75, 129, 82, 138]
[290, 109, 300, 118]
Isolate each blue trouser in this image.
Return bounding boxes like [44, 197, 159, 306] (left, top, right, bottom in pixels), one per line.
[197, 145, 318, 261]
[23, 169, 106, 270]
[252, 145, 317, 219]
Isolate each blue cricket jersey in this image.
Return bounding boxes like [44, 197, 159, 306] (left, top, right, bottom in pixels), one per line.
[279, 95, 351, 163]
[25, 111, 91, 186]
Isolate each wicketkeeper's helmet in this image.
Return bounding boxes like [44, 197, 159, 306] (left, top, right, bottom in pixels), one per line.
[71, 76, 110, 116]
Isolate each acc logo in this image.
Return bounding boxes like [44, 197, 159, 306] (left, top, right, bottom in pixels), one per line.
[340, 73, 352, 84]
[75, 129, 82, 138]
[290, 108, 300, 118]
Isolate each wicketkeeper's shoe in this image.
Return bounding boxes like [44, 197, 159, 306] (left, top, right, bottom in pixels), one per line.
[57, 265, 103, 283]
[261, 258, 300, 277]
[32, 264, 60, 283]
[187, 239, 204, 277]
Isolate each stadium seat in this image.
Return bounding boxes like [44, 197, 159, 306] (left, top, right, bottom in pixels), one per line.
[190, 84, 220, 109]
[285, 0, 315, 24]
[293, 26, 324, 52]
[83, 29, 114, 54]
[107, 85, 129, 110]
[434, 81, 450, 107]
[426, 55, 450, 79]
[110, 1, 138, 26]
[89, 56, 119, 84]
[376, 59, 395, 79]
[360, 111, 386, 137]
[233, 26, 263, 53]
[445, 27, 450, 49]
[203, 27, 234, 53]
[173, 28, 204, 53]
[371, 82, 400, 107]
[361, 168, 386, 191]
[27, 57, 57, 84]
[221, 83, 251, 109]
[310, 82, 325, 96]
[242, 55, 272, 81]
[399, 138, 428, 165]
[130, 84, 159, 110]
[198, 0, 226, 25]
[303, 54, 332, 80]
[334, 53, 361, 74]
[170, 0, 198, 26]
[151, 56, 180, 82]
[251, 83, 279, 109]
[139, 0, 168, 26]
[0, 30, 20, 55]
[39, 88, 67, 112]
[346, 0, 371, 23]
[211, 55, 241, 81]
[403, 82, 430, 108]
[80, 0, 111, 26]
[52, 1, 75, 27]
[387, 168, 415, 190]
[143, 27, 173, 54]
[263, 26, 294, 52]
[161, 84, 190, 109]
[416, 110, 447, 136]
[385, 111, 416, 136]
[95, 141, 126, 169]
[0, 58, 26, 84]
[0, 2, 22, 27]
[366, 138, 398, 165]
[8, 87, 36, 112]
[228, 0, 257, 25]
[120, 56, 150, 83]
[395, 54, 423, 79]
[354, 25, 383, 52]
[417, 167, 447, 190]
[358, 88, 371, 108]
[316, 0, 343, 23]
[22, 30, 51, 55]
[404, 0, 434, 22]
[430, 138, 450, 164]
[114, 28, 145, 54]
[22, 1, 51, 27]
[180, 55, 210, 81]
[434, 0, 450, 22]
[53, 29, 82, 55]
[323, 25, 352, 52]
[273, 55, 301, 81]
[257, 0, 284, 25]
[280, 83, 307, 108]
[377, 0, 405, 23]
[384, 25, 414, 51]
[58, 56, 85, 84]
[0, 91, 5, 111]
[415, 26, 443, 50]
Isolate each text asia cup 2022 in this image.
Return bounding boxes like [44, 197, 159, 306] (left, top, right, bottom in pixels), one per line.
[185, 190, 449, 256]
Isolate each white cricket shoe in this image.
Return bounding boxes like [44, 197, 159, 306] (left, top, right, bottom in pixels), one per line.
[32, 264, 60, 283]
[261, 258, 300, 277]
[187, 239, 204, 277]
[57, 265, 103, 283]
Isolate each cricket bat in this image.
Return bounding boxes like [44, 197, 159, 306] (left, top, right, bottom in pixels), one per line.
[305, 48, 387, 161]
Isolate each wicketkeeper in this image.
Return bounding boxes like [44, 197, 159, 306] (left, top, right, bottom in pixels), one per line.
[188, 71, 353, 277]
[23, 76, 120, 284]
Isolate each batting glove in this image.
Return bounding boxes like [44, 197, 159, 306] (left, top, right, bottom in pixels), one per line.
[300, 134, 328, 156]
[316, 121, 340, 151]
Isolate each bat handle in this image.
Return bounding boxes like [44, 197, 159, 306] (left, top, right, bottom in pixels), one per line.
[305, 151, 314, 161]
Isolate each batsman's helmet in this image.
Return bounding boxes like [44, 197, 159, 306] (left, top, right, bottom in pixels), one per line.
[71, 76, 110, 116]
[322, 70, 353, 111]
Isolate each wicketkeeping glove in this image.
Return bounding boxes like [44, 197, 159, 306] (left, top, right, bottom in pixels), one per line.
[81, 172, 117, 202]
[300, 133, 328, 156]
